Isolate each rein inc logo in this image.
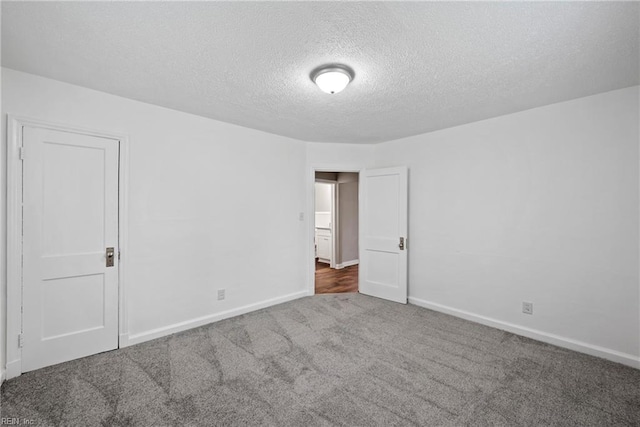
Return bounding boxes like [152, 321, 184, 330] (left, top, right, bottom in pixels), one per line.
[1, 419, 35, 425]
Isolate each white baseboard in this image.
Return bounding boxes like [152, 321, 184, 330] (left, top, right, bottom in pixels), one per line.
[119, 333, 130, 348]
[408, 297, 640, 370]
[336, 259, 359, 269]
[6, 359, 21, 380]
[128, 290, 308, 346]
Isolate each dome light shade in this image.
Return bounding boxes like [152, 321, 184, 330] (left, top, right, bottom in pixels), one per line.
[311, 65, 354, 94]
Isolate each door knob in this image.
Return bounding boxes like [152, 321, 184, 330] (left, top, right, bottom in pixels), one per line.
[399, 237, 405, 251]
[106, 247, 115, 267]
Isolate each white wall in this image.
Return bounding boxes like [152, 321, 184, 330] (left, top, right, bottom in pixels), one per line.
[2, 68, 638, 374]
[314, 182, 332, 213]
[306, 142, 375, 170]
[314, 182, 332, 229]
[374, 86, 640, 365]
[1, 69, 309, 372]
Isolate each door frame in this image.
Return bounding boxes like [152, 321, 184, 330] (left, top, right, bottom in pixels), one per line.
[308, 165, 362, 295]
[5, 115, 130, 379]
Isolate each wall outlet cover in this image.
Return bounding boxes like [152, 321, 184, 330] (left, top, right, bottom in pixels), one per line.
[522, 301, 533, 315]
[218, 289, 226, 300]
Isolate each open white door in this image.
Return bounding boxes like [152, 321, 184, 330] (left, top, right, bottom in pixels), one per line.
[359, 166, 408, 303]
[22, 126, 120, 372]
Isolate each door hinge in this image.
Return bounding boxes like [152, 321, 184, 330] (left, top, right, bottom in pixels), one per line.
[18, 334, 24, 348]
[118, 251, 121, 260]
[19, 146, 25, 160]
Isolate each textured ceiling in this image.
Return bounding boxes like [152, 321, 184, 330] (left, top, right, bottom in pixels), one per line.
[2, 2, 639, 144]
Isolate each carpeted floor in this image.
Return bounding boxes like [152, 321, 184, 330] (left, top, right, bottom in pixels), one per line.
[2, 293, 639, 426]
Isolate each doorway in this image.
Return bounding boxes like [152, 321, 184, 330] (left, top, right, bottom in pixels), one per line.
[314, 171, 359, 294]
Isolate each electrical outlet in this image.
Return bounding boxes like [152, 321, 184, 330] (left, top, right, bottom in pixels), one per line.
[522, 301, 533, 315]
[217, 289, 225, 301]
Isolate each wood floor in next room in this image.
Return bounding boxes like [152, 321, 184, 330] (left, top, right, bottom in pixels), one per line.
[315, 259, 358, 294]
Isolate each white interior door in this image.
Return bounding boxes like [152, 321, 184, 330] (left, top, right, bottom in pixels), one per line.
[359, 166, 408, 303]
[22, 126, 119, 372]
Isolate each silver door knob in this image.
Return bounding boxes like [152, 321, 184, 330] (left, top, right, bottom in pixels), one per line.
[106, 247, 115, 267]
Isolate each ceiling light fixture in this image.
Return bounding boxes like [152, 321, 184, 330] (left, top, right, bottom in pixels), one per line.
[311, 64, 354, 94]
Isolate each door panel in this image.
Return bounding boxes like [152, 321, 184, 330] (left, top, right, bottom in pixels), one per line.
[42, 274, 105, 339]
[42, 142, 106, 255]
[22, 126, 119, 372]
[359, 167, 408, 303]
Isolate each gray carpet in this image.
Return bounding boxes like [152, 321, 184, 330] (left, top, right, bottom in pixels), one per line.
[1, 293, 639, 426]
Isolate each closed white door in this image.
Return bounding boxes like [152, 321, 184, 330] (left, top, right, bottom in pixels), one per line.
[22, 126, 120, 372]
[359, 167, 408, 303]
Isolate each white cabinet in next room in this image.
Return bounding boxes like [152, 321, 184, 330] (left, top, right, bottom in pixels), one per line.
[316, 228, 332, 264]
